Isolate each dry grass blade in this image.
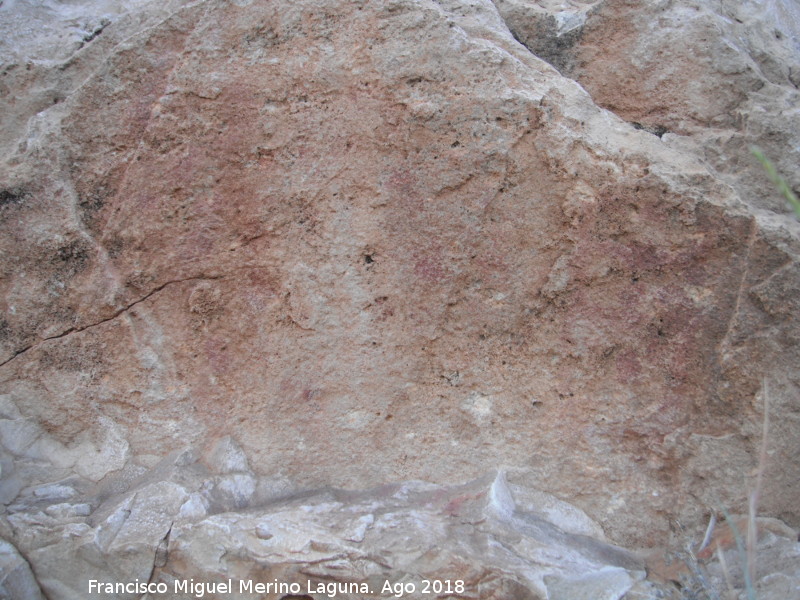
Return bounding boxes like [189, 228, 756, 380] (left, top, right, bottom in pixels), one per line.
[746, 380, 770, 593]
[715, 543, 736, 600]
[698, 512, 716, 554]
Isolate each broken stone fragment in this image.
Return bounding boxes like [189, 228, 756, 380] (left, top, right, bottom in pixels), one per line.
[0, 539, 45, 600]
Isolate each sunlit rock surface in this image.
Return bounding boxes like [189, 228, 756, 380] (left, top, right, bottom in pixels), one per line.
[2, 442, 653, 600]
[1, 0, 800, 597]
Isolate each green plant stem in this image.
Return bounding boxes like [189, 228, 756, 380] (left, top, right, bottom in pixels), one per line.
[751, 147, 800, 218]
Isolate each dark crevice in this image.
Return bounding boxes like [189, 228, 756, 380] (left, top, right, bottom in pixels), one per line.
[139, 522, 173, 599]
[491, 2, 584, 75]
[491, 1, 676, 142]
[631, 121, 670, 138]
[82, 18, 111, 43]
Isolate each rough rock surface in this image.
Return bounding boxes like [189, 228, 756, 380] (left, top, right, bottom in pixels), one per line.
[1, 432, 796, 600]
[1, 439, 655, 600]
[495, 0, 800, 215]
[1, 0, 800, 593]
[647, 514, 800, 600]
[0, 538, 44, 600]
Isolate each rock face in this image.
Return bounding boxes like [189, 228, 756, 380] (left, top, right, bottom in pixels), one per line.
[496, 0, 800, 215]
[1, 443, 655, 600]
[0, 539, 44, 600]
[1, 433, 796, 600]
[1, 0, 800, 594]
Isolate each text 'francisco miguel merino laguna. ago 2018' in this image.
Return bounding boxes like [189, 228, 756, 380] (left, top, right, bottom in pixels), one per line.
[88, 577, 468, 598]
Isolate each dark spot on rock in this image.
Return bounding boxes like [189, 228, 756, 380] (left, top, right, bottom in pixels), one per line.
[79, 193, 104, 216]
[631, 122, 669, 138]
[364, 253, 374, 264]
[52, 239, 91, 276]
[0, 188, 24, 208]
[509, 15, 583, 74]
[41, 341, 103, 374]
[82, 18, 110, 43]
[106, 236, 124, 258]
[77, 184, 113, 229]
[57, 240, 88, 264]
[244, 23, 282, 48]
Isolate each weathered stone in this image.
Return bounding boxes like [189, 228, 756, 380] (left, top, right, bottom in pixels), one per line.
[650, 515, 800, 600]
[208, 472, 257, 510]
[0, 539, 44, 600]
[203, 435, 250, 474]
[163, 473, 648, 600]
[1, 0, 800, 594]
[499, 0, 800, 218]
[545, 567, 635, 600]
[0, 456, 652, 600]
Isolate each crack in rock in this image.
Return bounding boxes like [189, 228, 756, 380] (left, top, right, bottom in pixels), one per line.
[0, 275, 222, 370]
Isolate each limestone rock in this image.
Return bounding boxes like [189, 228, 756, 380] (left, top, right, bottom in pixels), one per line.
[496, 0, 800, 215]
[650, 515, 800, 600]
[3, 460, 649, 600]
[1, 0, 799, 578]
[203, 435, 250, 474]
[0, 539, 45, 600]
[165, 472, 647, 600]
